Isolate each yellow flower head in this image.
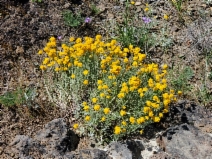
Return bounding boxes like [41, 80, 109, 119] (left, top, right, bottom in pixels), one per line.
[162, 64, 168, 69]
[146, 100, 151, 107]
[164, 14, 169, 20]
[94, 104, 100, 111]
[77, 62, 83, 67]
[145, 116, 149, 120]
[83, 70, 89, 75]
[100, 93, 105, 98]
[102, 84, 109, 89]
[120, 110, 127, 116]
[122, 121, 127, 126]
[73, 123, 78, 129]
[123, 58, 129, 63]
[69, 37, 75, 42]
[153, 116, 160, 122]
[163, 99, 170, 107]
[114, 126, 121, 135]
[49, 36, 56, 42]
[75, 38, 82, 43]
[92, 98, 98, 103]
[108, 75, 113, 80]
[137, 117, 145, 124]
[106, 95, 111, 99]
[118, 93, 125, 99]
[104, 107, 110, 114]
[95, 34, 102, 41]
[83, 80, 89, 85]
[98, 85, 103, 90]
[149, 111, 154, 117]
[163, 109, 169, 113]
[71, 74, 76, 79]
[55, 67, 60, 72]
[140, 130, 143, 134]
[170, 89, 175, 94]
[159, 113, 163, 118]
[129, 76, 141, 88]
[122, 106, 126, 109]
[82, 101, 87, 106]
[40, 65, 47, 70]
[131, 1, 135, 5]
[129, 44, 133, 50]
[143, 107, 150, 114]
[97, 80, 103, 85]
[129, 117, 135, 124]
[83, 105, 90, 111]
[144, 7, 149, 12]
[85, 116, 90, 121]
[101, 117, 106, 122]
[38, 50, 43, 55]
[178, 91, 182, 96]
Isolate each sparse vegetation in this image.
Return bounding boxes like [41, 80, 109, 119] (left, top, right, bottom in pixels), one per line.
[1, 0, 212, 155]
[62, 10, 83, 27]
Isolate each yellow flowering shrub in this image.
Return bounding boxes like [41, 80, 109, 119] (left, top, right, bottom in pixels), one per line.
[39, 35, 181, 142]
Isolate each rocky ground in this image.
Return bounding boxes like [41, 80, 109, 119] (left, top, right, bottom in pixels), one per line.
[0, 0, 212, 158]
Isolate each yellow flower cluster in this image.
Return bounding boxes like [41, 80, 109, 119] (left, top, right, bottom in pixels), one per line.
[38, 35, 180, 141]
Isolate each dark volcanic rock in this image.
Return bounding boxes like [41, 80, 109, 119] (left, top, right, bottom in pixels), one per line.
[156, 123, 212, 159]
[8, 118, 80, 158]
[162, 100, 212, 134]
[150, 101, 212, 159]
[34, 118, 80, 157]
[63, 149, 112, 159]
[9, 135, 45, 158]
[7, 118, 114, 159]
[79, 149, 111, 159]
[126, 140, 145, 159]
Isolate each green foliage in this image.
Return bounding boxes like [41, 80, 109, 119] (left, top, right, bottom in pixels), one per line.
[169, 0, 189, 23]
[90, 3, 100, 15]
[168, 66, 193, 94]
[0, 88, 26, 107]
[197, 84, 212, 106]
[62, 10, 83, 27]
[170, 0, 184, 12]
[115, 1, 172, 54]
[206, 51, 212, 81]
[0, 87, 37, 107]
[31, 0, 42, 2]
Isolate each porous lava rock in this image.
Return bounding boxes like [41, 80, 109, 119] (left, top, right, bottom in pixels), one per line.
[106, 142, 132, 159]
[156, 123, 212, 159]
[8, 118, 80, 158]
[151, 101, 212, 159]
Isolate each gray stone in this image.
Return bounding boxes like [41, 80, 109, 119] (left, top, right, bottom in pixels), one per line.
[157, 123, 212, 159]
[64, 149, 112, 159]
[79, 149, 111, 159]
[34, 118, 79, 157]
[106, 142, 132, 159]
[8, 118, 79, 158]
[9, 135, 39, 157]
